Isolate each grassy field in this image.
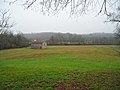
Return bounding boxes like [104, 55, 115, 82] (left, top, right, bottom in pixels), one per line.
[0, 46, 120, 90]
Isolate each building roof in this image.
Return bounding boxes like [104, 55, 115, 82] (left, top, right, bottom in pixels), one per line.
[31, 40, 45, 44]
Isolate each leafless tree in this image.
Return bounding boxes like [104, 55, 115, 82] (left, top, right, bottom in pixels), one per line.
[0, 10, 28, 49]
[106, 5, 120, 43]
[4, 0, 119, 15]
[0, 9, 14, 34]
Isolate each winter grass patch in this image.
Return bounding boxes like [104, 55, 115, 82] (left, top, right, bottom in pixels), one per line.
[0, 46, 120, 89]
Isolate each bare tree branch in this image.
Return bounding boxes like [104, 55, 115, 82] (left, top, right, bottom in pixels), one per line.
[3, 0, 118, 15]
[0, 10, 14, 34]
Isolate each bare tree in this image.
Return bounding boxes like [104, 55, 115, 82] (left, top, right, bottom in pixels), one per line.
[0, 9, 29, 49]
[4, 0, 119, 16]
[0, 10, 14, 34]
[115, 25, 120, 43]
[106, 5, 120, 43]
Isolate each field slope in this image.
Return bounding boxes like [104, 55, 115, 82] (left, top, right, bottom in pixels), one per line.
[0, 46, 120, 90]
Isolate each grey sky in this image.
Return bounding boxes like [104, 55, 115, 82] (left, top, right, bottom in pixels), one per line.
[1, 1, 115, 34]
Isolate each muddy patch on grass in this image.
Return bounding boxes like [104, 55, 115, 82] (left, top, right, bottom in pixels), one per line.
[54, 80, 93, 90]
[54, 71, 120, 90]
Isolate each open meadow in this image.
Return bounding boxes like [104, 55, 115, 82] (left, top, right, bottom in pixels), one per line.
[0, 46, 120, 90]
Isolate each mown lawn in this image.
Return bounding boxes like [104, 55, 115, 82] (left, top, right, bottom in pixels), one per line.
[0, 46, 120, 90]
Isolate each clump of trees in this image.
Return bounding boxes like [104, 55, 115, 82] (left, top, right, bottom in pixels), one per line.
[115, 25, 120, 44]
[0, 10, 29, 50]
[48, 33, 119, 45]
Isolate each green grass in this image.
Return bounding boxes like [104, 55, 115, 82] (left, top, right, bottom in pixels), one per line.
[0, 46, 120, 90]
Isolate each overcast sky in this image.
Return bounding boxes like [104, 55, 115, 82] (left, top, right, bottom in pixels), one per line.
[1, 1, 115, 34]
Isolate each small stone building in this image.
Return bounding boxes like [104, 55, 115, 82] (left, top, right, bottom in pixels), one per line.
[31, 40, 47, 49]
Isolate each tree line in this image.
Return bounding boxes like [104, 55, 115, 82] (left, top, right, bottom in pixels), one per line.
[0, 10, 29, 50]
[0, 31, 29, 50]
[48, 33, 119, 45]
